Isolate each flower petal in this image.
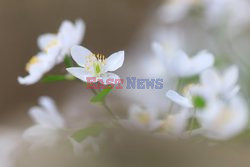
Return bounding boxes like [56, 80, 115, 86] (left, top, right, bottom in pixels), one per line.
[37, 33, 58, 51]
[190, 50, 214, 75]
[66, 67, 94, 82]
[222, 65, 239, 90]
[75, 19, 86, 45]
[104, 51, 125, 72]
[101, 73, 120, 85]
[70, 45, 93, 67]
[166, 90, 193, 108]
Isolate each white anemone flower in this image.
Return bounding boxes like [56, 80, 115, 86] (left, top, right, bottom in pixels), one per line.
[38, 19, 86, 63]
[158, 110, 190, 136]
[18, 50, 57, 85]
[196, 96, 249, 140]
[200, 65, 240, 100]
[23, 96, 66, 149]
[66, 45, 125, 85]
[152, 42, 214, 78]
[166, 65, 240, 108]
[158, 0, 202, 23]
[120, 105, 162, 132]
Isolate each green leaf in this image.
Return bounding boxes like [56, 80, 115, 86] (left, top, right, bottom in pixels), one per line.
[90, 87, 113, 103]
[41, 75, 75, 83]
[72, 124, 104, 142]
[64, 55, 73, 68]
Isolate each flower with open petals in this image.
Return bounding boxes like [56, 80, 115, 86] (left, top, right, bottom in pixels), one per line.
[66, 45, 125, 85]
[152, 42, 214, 78]
[18, 51, 57, 85]
[120, 105, 162, 132]
[23, 96, 66, 149]
[38, 19, 85, 63]
[196, 96, 248, 140]
[166, 65, 240, 109]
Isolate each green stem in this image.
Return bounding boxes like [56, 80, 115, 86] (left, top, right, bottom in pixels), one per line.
[189, 109, 197, 136]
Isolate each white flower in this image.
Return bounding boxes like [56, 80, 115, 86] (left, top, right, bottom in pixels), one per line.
[66, 45, 125, 84]
[196, 96, 249, 140]
[18, 19, 85, 85]
[200, 65, 240, 100]
[158, 110, 190, 136]
[38, 19, 86, 63]
[23, 96, 66, 149]
[158, 0, 201, 23]
[204, 0, 250, 35]
[166, 65, 240, 108]
[18, 51, 57, 85]
[120, 105, 162, 131]
[152, 42, 214, 78]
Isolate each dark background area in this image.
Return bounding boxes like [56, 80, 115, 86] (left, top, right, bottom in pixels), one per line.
[0, 0, 161, 123]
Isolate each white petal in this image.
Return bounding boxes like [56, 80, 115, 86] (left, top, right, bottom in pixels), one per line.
[200, 68, 221, 92]
[37, 33, 58, 51]
[75, 19, 86, 45]
[152, 42, 167, 64]
[166, 90, 193, 108]
[101, 73, 120, 85]
[104, 51, 125, 72]
[66, 67, 93, 82]
[70, 45, 93, 67]
[222, 65, 239, 90]
[189, 50, 214, 75]
[171, 50, 191, 77]
[17, 73, 42, 85]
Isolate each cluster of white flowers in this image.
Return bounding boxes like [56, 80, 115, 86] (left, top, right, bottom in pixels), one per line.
[158, 0, 250, 35]
[18, 19, 85, 85]
[13, 3, 250, 160]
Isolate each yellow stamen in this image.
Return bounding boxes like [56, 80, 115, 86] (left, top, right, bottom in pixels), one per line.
[26, 56, 39, 71]
[44, 39, 59, 53]
[137, 113, 150, 124]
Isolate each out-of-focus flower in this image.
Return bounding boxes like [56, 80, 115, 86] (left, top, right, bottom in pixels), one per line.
[18, 19, 85, 85]
[199, 65, 240, 100]
[166, 65, 240, 109]
[38, 19, 85, 63]
[152, 43, 214, 78]
[18, 51, 57, 85]
[204, 0, 250, 35]
[158, 110, 190, 136]
[158, 0, 202, 23]
[196, 96, 248, 140]
[66, 45, 125, 84]
[23, 96, 66, 149]
[120, 105, 162, 131]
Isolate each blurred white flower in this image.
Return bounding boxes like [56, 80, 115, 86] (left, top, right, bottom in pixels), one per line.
[196, 96, 249, 140]
[23, 96, 66, 149]
[18, 19, 85, 85]
[158, 0, 201, 23]
[166, 65, 240, 109]
[204, 0, 250, 35]
[120, 105, 162, 131]
[38, 19, 85, 63]
[18, 51, 57, 85]
[199, 65, 240, 100]
[158, 110, 190, 136]
[66, 45, 125, 84]
[152, 43, 214, 78]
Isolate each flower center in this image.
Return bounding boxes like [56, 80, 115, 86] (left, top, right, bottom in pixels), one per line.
[44, 39, 59, 53]
[26, 56, 39, 71]
[85, 54, 106, 77]
[192, 95, 206, 109]
[137, 113, 150, 124]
